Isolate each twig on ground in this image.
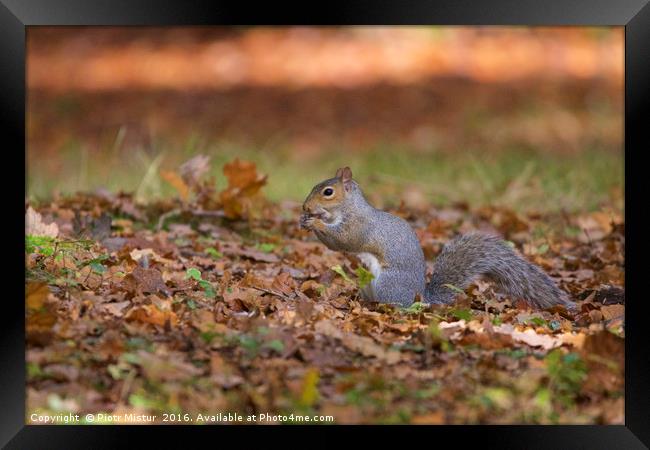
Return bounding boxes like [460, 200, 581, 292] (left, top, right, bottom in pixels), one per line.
[157, 208, 183, 231]
[157, 207, 226, 231]
[249, 285, 294, 301]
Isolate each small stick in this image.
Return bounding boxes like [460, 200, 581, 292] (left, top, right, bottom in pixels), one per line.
[249, 285, 294, 301]
[156, 207, 226, 231]
[156, 208, 182, 231]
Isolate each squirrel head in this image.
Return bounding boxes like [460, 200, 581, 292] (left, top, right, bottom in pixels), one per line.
[302, 167, 361, 222]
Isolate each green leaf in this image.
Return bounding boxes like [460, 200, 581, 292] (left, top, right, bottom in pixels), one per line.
[563, 353, 581, 364]
[450, 308, 472, 321]
[129, 393, 156, 408]
[174, 237, 191, 247]
[497, 348, 527, 359]
[537, 243, 549, 255]
[529, 317, 547, 327]
[197, 236, 216, 246]
[186, 298, 197, 310]
[27, 362, 43, 379]
[121, 352, 141, 365]
[442, 283, 465, 295]
[355, 266, 375, 288]
[564, 226, 582, 238]
[264, 339, 285, 353]
[205, 247, 223, 258]
[77, 254, 110, 270]
[237, 334, 261, 357]
[403, 302, 426, 314]
[107, 364, 124, 380]
[482, 387, 513, 410]
[397, 342, 425, 352]
[414, 384, 440, 399]
[256, 243, 276, 253]
[185, 267, 202, 281]
[198, 280, 216, 298]
[90, 262, 107, 274]
[545, 349, 587, 406]
[331, 265, 351, 282]
[200, 331, 219, 344]
[534, 387, 552, 414]
[126, 337, 152, 351]
[26, 235, 56, 255]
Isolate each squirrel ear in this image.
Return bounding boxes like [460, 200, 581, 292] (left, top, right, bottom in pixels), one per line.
[340, 167, 353, 191]
[335, 168, 344, 178]
[340, 167, 353, 182]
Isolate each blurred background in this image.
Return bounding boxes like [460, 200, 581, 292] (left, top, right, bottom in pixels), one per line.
[27, 26, 623, 213]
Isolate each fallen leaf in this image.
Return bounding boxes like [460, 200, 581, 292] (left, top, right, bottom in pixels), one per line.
[26, 284, 57, 345]
[299, 368, 320, 407]
[179, 154, 211, 187]
[271, 272, 297, 296]
[494, 324, 562, 350]
[102, 301, 131, 317]
[160, 169, 190, 201]
[137, 351, 202, 382]
[225, 245, 280, 263]
[219, 158, 267, 219]
[26, 282, 50, 310]
[73, 212, 111, 240]
[125, 304, 178, 327]
[129, 248, 174, 265]
[315, 320, 401, 364]
[125, 266, 172, 296]
[575, 212, 614, 243]
[25, 206, 59, 237]
[600, 304, 624, 321]
[581, 330, 624, 395]
[210, 353, 243, 388]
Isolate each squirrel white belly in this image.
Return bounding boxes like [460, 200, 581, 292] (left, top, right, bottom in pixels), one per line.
[300, 166, 575, 310]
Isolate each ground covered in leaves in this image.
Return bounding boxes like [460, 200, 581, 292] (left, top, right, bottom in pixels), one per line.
[26, 158, 624, 425]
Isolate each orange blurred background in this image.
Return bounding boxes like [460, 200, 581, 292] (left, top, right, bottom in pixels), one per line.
[26, 27, 624, 212]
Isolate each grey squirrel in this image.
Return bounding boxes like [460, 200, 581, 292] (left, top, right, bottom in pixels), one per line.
[300, 167, 575, 310]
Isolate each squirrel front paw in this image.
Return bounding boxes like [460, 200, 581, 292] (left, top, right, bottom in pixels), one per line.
[300, 213, 329, 231]
[300, 214, 316, 230]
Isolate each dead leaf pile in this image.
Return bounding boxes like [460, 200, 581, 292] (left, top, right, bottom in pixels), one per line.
[25, 159, 624, 425]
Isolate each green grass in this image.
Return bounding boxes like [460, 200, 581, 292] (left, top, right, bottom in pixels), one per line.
[27, 140, 623, 214]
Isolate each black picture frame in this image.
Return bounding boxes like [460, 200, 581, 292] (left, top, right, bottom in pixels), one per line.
[4, 1, 649, 447]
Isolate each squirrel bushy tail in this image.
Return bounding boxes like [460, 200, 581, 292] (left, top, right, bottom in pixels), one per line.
[425, 233, 574, 310]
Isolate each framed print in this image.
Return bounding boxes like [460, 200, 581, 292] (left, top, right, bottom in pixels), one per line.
[3, 0, 649, 447]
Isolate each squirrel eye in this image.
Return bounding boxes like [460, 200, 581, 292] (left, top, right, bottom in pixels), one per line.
[322, 187, 334, 197]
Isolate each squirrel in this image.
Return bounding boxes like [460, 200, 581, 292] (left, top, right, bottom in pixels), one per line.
[300, 167, 575, 310]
